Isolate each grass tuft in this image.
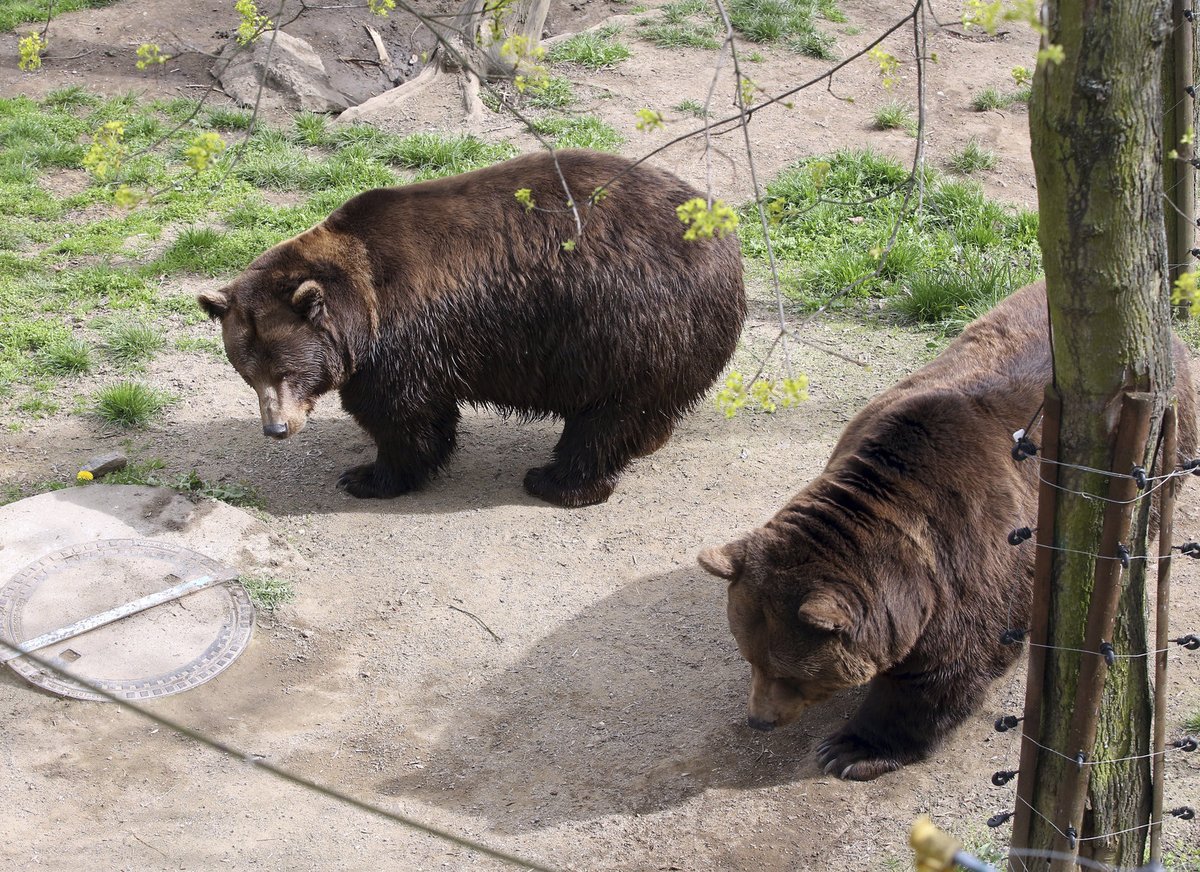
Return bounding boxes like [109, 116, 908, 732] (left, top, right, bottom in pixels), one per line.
[526, 76, 576, 109]
[531, 116, 624, 151]
[92, 380, 171, 428]
[102, 320, 165, 365]
[38, 337, 92, 375]
[950, 139, 999, 174]
[873, 101, 915, 133]
[547, 27, 633, 69]
[241, 574, 296, 610]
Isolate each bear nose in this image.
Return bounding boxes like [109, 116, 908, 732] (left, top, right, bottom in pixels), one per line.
[747, 716, 776, 733]
[263, 422, 288, 438]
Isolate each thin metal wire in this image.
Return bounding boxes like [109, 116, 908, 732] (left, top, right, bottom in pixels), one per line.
[0, 639, 563, 872]
[1018, 729, 1188, 768]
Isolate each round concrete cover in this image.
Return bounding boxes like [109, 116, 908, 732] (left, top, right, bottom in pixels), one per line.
[0, 486, 259, 702]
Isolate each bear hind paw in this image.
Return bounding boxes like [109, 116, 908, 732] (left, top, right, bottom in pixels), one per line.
[523, 466, 616, 507]
[815, 733, 906, 782]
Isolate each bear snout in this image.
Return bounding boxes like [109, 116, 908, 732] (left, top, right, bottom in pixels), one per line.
[747, 715, 776, 732]
[263, 422, 289, 438]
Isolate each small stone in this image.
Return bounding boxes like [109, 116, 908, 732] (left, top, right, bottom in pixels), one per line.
[81, 452, 128, 478]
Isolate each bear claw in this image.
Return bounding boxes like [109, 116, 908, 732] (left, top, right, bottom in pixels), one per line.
[815, 734, 904, 782]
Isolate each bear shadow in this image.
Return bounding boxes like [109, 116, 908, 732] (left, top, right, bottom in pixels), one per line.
[378, 566, 866, 833]
[174, 388, 863, 519]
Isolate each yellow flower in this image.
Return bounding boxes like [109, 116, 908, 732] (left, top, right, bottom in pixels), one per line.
[77, 470, 94, 481]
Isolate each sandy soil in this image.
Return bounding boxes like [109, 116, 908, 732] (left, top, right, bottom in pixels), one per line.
[1, 2, 1198, 871]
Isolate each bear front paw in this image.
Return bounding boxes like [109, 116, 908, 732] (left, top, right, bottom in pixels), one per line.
[337, 463, 411, 499]
[815, 732, 905, 782]
[523, 466, 616, 508]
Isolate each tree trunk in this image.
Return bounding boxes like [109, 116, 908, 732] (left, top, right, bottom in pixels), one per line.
[452, 0, 551, 76]
[1017, 1, 1174, 869]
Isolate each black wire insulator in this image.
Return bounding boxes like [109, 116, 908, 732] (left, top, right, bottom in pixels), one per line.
[1099, 641, 1116, 667]
[1008, 526, 1034, 546]
[1000, 628, 1027, 646]
[1178, 542, 1200, 558]
[991, 770, 1017, 787]
[1172, 634, 1200, 650]
[995, 715, 1022, 733]
[987, 811, 1014, 828]
[1189, 85, 1198, 98]
[1012, 434, 1039, 461]
[1170, 806, 1196, 821]
[1131, 465, 1148, 490]
[1117, 543, 1131, 568]
[1074, 751, 1087, 770]
[1065, 826, 1078, 849]
[1173, 736, 1199, 752]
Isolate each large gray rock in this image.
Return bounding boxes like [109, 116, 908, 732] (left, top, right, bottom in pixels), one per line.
[213, 29, 349, 113]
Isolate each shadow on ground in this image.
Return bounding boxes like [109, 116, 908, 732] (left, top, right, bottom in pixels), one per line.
[377, 566, 863, 833]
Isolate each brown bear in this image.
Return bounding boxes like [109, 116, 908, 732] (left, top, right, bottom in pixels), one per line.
[198, 150, 746, 507]
[699, 281, 1197, 780]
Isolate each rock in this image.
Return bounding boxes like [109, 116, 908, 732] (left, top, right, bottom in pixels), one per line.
[81, 452, 127, 478]
[212, 30, 349, 113]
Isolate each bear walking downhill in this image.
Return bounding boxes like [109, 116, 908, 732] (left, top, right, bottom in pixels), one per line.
[699, 282, 1197, 781]
[198, 150, 746, 507]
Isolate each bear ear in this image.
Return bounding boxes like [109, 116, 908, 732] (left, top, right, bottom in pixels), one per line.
[797, 592, 854, 634]
[698, 540, 746, 581]
[291, 279, 325, 324]
[197, 288, 229, 320]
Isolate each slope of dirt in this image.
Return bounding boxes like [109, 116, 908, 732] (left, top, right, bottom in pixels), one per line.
[2, 2, 1198, 871]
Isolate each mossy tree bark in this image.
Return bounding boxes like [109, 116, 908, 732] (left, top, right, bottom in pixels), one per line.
[1023, 1, 1174, 868]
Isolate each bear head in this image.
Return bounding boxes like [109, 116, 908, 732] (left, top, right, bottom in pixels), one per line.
[197, 225, 377, 439]
[699, 521, 926, 732]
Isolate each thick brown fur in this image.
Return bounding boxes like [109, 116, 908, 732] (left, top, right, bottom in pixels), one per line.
[199, 150, 746, 506]
[699, 282, 1197, 780]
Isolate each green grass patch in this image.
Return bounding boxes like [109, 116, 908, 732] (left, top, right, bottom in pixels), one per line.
[241, 574, 296, 610]
[547, 27, 633, 69]
[890, 259, 1039, 332]
[531, 116, 624, 151]
[17, 394, 59, 418]
[950, 139, 999, 174]
[101, 320, 166, 366]
[92, 380, 171, 428]
[971, 85, 1029, 112]
[873, 101, 915, 133]
[96, 458, 262, 508]
[526, 76, 577, 109]
[674, 98, 709, 118]
[380, 132, 519, 179]
[742, 149, 1040, 309]
[0, 0, 115, 31]
[728, 0, 841, 58]
[37, 337, 92, 375]
[638, 2, 722, 50]
[171, 469, 264, 508]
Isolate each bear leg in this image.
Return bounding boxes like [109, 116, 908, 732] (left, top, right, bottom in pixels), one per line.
[524, 407, 671, 507]
[339, 404, 460, 498]
[815, 670, 987, 781]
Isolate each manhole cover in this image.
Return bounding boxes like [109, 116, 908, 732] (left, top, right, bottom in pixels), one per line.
[0, 538, 255, 701]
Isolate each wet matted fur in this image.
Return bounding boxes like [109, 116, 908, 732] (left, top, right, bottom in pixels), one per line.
[199, 150, 746, 506]
[699, 282, 1197, 780]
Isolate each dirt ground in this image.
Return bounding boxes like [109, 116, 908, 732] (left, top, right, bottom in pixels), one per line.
[1, 1, 1198, 870]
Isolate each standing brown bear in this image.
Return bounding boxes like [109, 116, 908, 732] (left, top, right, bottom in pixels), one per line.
[699, 282, 1196, 780]
[198, 150, 746, 507]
